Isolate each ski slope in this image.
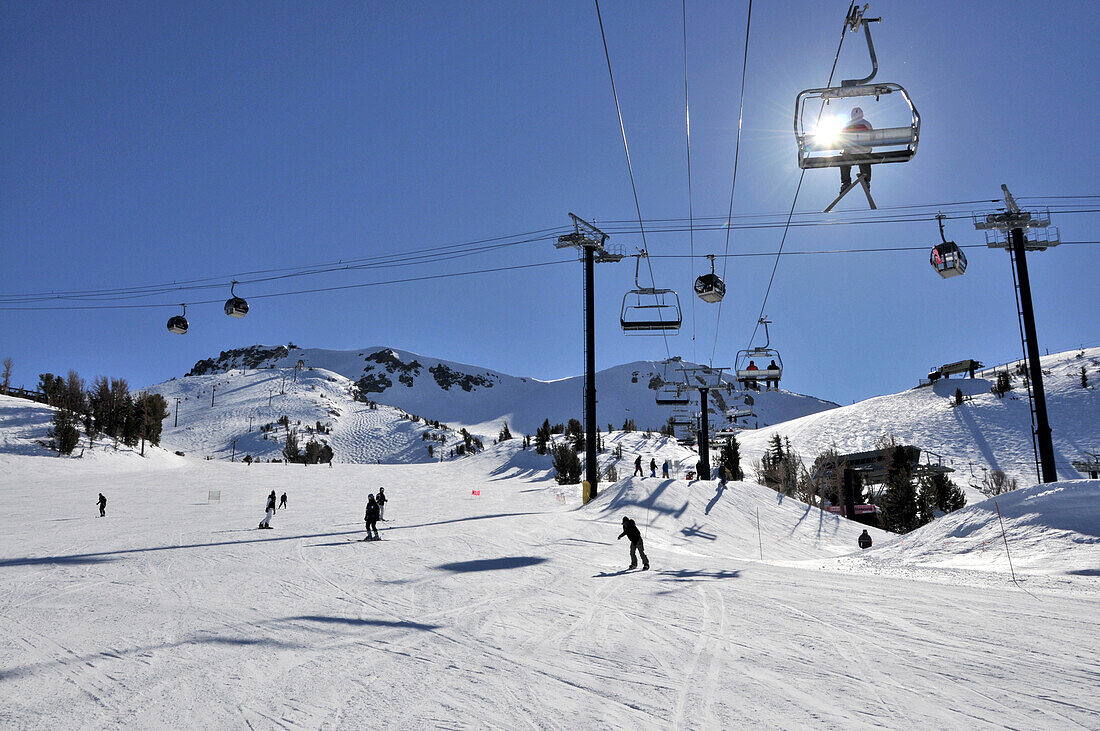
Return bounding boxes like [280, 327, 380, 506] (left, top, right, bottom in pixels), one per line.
[737, 347, 1100, 499]
[2, 425, 1098, 728]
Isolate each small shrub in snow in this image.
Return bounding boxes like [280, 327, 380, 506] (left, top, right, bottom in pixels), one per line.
[982, 469, 1017, 496]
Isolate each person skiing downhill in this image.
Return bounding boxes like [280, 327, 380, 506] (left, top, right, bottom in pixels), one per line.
[278, 492, 288, 510]
[617, 516, 649, 570]
[633, 455, 643, 477]
[259, 491, 276, 529]
[363, 494, 381, 541]
[97, 493, 107, 517]
[377, 487, 388, 521]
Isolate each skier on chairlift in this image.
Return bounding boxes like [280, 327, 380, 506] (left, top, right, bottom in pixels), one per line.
[839, 107, 873, 197]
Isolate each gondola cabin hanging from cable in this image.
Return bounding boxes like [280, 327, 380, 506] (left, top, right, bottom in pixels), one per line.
[620, 251, 682, 334]
[166, 304, 189, 335]
[930, 213, 967, 278]
[224, 280, 249, 318]
[794, 4, 920, 212]
[694, 254, 725, 303]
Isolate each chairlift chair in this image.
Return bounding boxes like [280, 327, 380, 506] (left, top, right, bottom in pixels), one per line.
[794, 5, 920, 210]
[930, 213, 967, 278]
[735, 318, 783, 389]
[166, 304, 189, 335]
[620, 251, 682, 334]
[224, 280, 249, 318]
[654, 359, 691, 406]
[694, 254, 725, 304]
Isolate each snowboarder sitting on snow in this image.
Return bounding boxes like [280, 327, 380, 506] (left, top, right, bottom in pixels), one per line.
[97, 493, 107, 517]
[363, 494, 381, 541]
[617, 516, 649, 571]
[259, 491, 276, 529]
[377, 487, 387, 521]
[278, 492, 288, 510]
[633, 455, 643, 477]
[858, 529, 873, 550]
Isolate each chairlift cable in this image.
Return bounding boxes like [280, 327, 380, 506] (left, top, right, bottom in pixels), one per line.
[746, 0, 854, 351]
[709, 0, 753, 365]
[683, 0, 698, 364]
[595, 0, 673, 361]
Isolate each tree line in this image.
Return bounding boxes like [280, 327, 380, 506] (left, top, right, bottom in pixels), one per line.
[39, 370, 169, 456]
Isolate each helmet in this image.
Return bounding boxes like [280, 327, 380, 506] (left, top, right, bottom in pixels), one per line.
[369, 493, 375, 500]
[851, 107, 864, 119]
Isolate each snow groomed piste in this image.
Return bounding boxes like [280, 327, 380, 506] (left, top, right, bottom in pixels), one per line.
[1, 400, 1098, 727]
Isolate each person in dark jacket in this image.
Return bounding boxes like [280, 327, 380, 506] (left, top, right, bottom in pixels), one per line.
[259, 492, 276, 529]
[662, 460, 670, 479]
[617, 516, 649, 570]
[278, 492, 288, 510]
[363, 494, 381, 541]
[858, 529, 873, 550]
[97, 493, 107, 517]
[649, 458, 657, 478]
[633, 455, 643, 477]
[377, 487, 388, 521]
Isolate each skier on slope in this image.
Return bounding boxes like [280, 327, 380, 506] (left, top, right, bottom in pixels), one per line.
[279, 492, 288, 510]
[633, 455, 643, 477]
[858, 529, 873, 550]
[650, 458, 657, 478]
[617, 516, 649, 571]
[363, 494, 381, 541]
[97, 493, 107, 517]
[259, 491, 276, 529]
[662, 460, 670, 479]
[377, 487, 388, 521]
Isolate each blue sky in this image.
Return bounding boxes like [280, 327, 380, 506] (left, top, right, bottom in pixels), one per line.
[2, 1, 1098, 406]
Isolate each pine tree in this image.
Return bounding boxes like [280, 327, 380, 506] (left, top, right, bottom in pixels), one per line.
[283, 429, 300, 463]
[566, 418, 584, 452]
[51, 408, 81, 455]
[717, 435, 744, 481]
[304, 438, 323, 464]
[954, 387, 964, 406]
[535, 419, 551, 455]
[498, 422, 513, 442]
[551, 443, 582, 485]
[880, 446, 919, 533]
[1082, 366, 1089, 389]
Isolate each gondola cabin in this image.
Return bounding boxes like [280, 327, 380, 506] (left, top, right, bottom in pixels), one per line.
[694, 273, 725, 303]
[224, 297, 249, 318]
[166, 315, 189, 335]
[930, 242, 967, 278]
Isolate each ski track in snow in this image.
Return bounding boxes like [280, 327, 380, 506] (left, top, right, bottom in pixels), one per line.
[2, 433, 1099, 729]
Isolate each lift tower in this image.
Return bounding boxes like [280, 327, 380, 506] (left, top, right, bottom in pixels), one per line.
[974, 185, 1060, 483]
[556, 214, 622, 501]
[677, 365, 729, 481]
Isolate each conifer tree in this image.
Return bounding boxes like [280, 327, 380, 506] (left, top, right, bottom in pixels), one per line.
[283, 429, 300, 463]
[51, 408, 81, 455]
[880, 446, 919, 532]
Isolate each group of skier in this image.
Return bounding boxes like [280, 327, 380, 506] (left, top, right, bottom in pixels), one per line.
[633, 455, 671, 479]
[255, 485, 388, 541]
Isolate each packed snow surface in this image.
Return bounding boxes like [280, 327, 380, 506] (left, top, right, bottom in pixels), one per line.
[2, 414, 1098, 728]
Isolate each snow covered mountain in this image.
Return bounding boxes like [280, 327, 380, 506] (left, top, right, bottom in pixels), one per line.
[737, 347, 1100, 499]
[143, 344, 836, 463]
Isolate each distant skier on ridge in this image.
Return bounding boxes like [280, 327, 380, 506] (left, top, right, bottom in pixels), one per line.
[617, 516, 649, 571]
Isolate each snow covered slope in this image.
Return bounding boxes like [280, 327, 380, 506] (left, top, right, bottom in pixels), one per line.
[145, 367, 459, 464]
[2, 436, 1097, 728]
[170, 344, 836, 436]
[736, 347, 1100, 496]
